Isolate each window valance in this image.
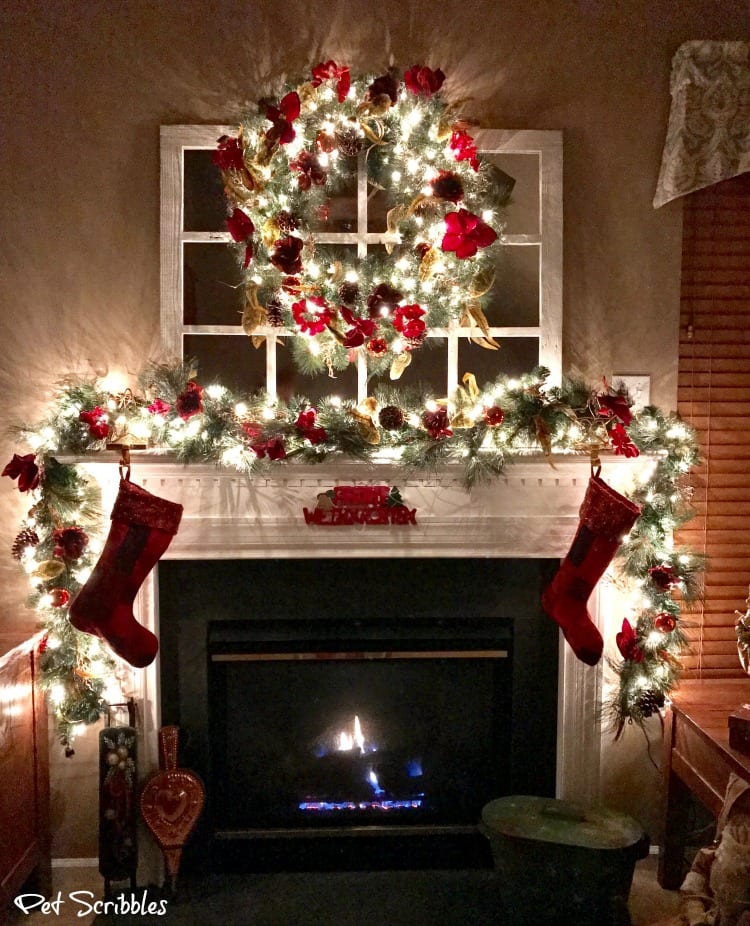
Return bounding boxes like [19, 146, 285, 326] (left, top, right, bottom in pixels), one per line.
[654, 40, 750, 208]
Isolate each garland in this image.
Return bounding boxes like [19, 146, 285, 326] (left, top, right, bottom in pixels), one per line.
[3, 361, 701, 750]
[213, 63, 508, 379]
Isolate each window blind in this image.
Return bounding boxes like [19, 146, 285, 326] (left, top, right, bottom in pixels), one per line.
[677, 172, 750, 677]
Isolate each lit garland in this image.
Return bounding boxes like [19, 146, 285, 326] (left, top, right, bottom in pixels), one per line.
[3, 360, 702, 750]
[213, 63, 509, 378]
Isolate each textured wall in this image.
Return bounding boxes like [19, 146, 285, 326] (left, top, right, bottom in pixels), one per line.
[1, 0, 748, 856]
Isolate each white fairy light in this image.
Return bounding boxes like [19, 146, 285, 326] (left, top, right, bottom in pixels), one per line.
[262, 405, 276, 421]
[329, 395, 342, 408]
[482, 209, 494, 222]
[308, 340, 321, 356]
[50, 684, 66, 706]
[234, 402, 248, 417]
[345, 269, 359, 283]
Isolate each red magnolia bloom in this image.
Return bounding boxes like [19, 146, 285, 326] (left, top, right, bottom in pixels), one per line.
[340, 306, 376, 348]
[175, 381, 204, 420]
[404, 65, 445, 97]
[392, 304, 426, 343]
[609, 422, 639, 458]
[422, 406, 453, 440]
[311, 60, 351, 103]
[616, 619, 644, 663]
[264, 91, 301, 146]
[289, 150, 327, 190]
[271, 236, 304, 275]
[147, 398, 171, 416]
[449, 129, 480, 172]
[79, 406, 110, 440]
[295, 408, 328, 445]
[2, 453, 40, 492]
[441, 209, 498, 259]
[598, 391, 633, 426]
[212, 135, 245, 171]
[226, 208, 254, 242]
[649, 563, 679, 590]
[251, 437, 287, 460]
[292, 297, 333, 335]
[52, 526, 89, 561]
[484, 406, 505, 427]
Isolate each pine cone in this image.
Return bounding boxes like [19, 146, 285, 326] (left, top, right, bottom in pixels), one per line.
[266, 297, 285, 327]
[276, 211, 299, 235]
[334, 127, 362, 157]
[338, 282, 359, 306]
[635, 690, 665, 719]
[12, 527, 40, 560]
[379, 405, 405, 430]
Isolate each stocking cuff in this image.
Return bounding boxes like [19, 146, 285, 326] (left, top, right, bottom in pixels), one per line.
[580, 474, 641, 542]
[112, 479, 183, 535]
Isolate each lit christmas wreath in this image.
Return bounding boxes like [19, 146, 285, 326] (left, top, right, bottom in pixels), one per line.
[213, 62, 510, 379]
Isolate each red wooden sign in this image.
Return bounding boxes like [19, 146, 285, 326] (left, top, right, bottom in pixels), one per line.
[303, 485, 417, 526]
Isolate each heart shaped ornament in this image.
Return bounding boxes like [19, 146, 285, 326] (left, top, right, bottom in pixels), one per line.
[140, 726, 205, 890]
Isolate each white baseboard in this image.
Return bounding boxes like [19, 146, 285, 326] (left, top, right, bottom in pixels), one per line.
[51, 858, 99, 868]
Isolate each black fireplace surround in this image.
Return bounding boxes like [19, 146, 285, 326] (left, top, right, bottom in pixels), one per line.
[158, 558, 559, 871]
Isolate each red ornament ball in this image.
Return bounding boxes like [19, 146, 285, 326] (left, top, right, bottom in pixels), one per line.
[483, 406, 505, 427]
[366, 337, 388, 356]
[654, 612, 676, 633]
[49, 587, 71, 608]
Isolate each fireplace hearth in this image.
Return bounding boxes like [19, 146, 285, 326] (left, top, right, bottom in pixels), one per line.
[158, 557, 559, 872]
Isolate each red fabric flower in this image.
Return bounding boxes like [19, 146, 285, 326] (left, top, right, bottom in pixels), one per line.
[598, 391, 633, 426]
[367, 283, 403, 319]
[79, 406, 110, 440]
[649, 564, 679, 590]
[292, 297, 333, 335]
[483, 406, 505, 426]
[366, 71, 399, 105]
[264, 91, 301, 145]
[289, 150, 327, 191]
[366, 337, 388, 356]
[147, 398, 172, 416]
[442, 209, 497, 259]
[311, 60, 351, 103]
[609, 422, 639, 458]
[430, 170, 464, 203]
[654, 612, 676, 633]
[271, 236, 304, 275]
[616, 619, 644, 662]
[295, 408, 328, 445]
[175, 381, 204, 420]
[404, 65, 445, 97]
[449, 129, 480, 172]
[2, 453, 41, 492]
[392, 304, 427, 342]
[340, 306, 376, 348]
[251, 437, 287, 460]
[422, 406, 453, 440]
[53, 526, 89, 561]
[212, 135, 245, 171]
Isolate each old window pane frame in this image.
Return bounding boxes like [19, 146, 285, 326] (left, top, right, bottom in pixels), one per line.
[160, 125, 562, 398]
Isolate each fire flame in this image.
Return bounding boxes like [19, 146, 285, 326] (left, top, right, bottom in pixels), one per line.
[337, 714, 365, 754]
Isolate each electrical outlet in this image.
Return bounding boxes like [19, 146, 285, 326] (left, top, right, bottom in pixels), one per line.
[612, 374, 651, 411]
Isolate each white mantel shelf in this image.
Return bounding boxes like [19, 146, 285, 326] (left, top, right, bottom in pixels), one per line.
[73, 452, 657, 560]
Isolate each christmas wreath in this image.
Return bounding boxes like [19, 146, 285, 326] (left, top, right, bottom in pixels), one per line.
[213, 62, 509, 378]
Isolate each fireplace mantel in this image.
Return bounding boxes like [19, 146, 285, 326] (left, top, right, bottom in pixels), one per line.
[71, 451, 656, 877]
[76, 451, 657, 560]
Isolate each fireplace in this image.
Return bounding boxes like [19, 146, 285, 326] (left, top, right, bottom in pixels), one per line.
[158, 557, 558, 871]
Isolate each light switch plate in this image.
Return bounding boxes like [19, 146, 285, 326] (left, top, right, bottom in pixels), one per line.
[612, 374, 651, 411]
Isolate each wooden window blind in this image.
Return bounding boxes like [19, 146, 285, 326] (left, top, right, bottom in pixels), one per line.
[677, 172, 750, 677]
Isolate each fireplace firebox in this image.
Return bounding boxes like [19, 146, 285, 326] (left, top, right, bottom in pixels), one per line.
[158, 558, 559, 871]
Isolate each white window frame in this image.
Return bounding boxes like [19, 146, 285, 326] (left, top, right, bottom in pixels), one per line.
[160, 126, 562, 398]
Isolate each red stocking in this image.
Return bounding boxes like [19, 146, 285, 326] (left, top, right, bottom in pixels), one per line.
[542, 473, 640, 666]
[70, 478, 183, 667]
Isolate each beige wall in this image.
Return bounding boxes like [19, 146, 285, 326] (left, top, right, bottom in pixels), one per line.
[2, 0, 748, 857]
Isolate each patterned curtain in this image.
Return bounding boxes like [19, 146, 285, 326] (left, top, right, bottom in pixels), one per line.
[654, 41, 750, 208]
